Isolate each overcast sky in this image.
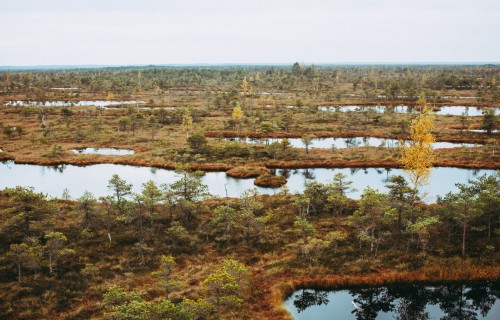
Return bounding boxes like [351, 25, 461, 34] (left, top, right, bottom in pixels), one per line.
[1, 0, 499, 66]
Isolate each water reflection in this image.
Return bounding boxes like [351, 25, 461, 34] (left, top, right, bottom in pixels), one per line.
[226, 137, 480, 149]
[317, 105, 499, 116]
[0, 162, 495, 202]
[293, 289, 330, 313]
[302, 169, 316, 180]
[5, 100, 145, 107]
[71, 148, 135, 155]
[45, 164, 67, 173]
[279, 169, 291, 179]
[286, 281, 500, 320]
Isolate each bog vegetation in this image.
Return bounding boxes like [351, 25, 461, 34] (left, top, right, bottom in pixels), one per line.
[0, 171, 498, 319]
[0, 64, 498, 319]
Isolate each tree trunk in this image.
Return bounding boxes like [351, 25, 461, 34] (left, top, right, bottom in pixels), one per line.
[370, 229, 374, 253]
[150, 210, 155, 235]
[488, 214, 491, 239]
[17, 262, 21, 283]
[462, 222, 467, 256]
[49, 253, 53, 275]
[24, 215, 30, 235]
[139, 212, 144, 242]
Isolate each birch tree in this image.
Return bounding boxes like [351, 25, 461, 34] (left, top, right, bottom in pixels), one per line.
[400, 103, 435, 200]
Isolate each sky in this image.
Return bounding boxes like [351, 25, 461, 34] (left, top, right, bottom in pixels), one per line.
[1, 0, 499, 66]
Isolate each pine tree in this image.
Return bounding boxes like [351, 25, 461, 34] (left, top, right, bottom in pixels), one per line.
[152, 255, 182, 300]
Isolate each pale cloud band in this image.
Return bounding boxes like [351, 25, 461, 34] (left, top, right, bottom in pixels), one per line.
[1, 0, 499, 66]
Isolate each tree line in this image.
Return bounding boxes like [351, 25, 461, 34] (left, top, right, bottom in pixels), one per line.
[0, 163, 498, 319]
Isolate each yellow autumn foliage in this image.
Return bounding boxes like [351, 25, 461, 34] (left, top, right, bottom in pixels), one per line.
[232, 106, 243, 121]
[400, 104, 435, 198]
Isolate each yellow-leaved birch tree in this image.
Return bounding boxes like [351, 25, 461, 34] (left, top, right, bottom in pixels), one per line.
[182, 109, 193, 138]
[137, 70, 142, 86]
[400, 102, 435, 200]
[241, 76, 248, 94]
[232, 105, 243, 136]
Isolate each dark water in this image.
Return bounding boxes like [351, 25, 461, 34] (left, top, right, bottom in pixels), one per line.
[285, 281, 500, 320]
[71, 148, 135, 155]
[226, 137, 479, 149]
[0, 162, 495, 202]
[318, 105, 498, 116]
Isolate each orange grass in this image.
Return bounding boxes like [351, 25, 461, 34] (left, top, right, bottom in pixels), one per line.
[226, 166, 270, 178]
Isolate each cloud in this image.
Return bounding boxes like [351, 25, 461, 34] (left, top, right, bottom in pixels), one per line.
[0, 0, 498, 65]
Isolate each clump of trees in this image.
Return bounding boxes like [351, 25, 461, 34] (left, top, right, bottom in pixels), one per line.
[2, 64, 498, 102]
[102, 258, 250, 320]
[0, 169, 498, 319]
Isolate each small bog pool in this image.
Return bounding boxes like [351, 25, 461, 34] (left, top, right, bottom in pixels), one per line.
[318, 105, 499, 116]
[5, 100, 145, 107]
[71, 148, 135, 155]
[226, 137, 480, 149]
[284, 281, 500, 320]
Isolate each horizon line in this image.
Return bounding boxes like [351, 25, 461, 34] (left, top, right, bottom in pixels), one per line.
[1, 62, 500, 70]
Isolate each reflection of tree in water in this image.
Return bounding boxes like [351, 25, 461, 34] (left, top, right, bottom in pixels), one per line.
[350, 282, 499, 320]
[362, 137, 370, 147]
[279, 169, 290, 179]
[384, 168, 392, 181]
[350, 168, 360, 175]
[468, 281, 500, 317]
[436, 281, 499, 320]
[350, 287, 393, 320]
[47, 164, 66, 173]
[302, 169, 315, 180]
[385, 105, 395, 113]
[389, 284, 431, 320]
[291, 281, 499, 319]
[345, 137, 361, 148]
[293, 289, 329, 313]
[395, 299, 429, 320]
